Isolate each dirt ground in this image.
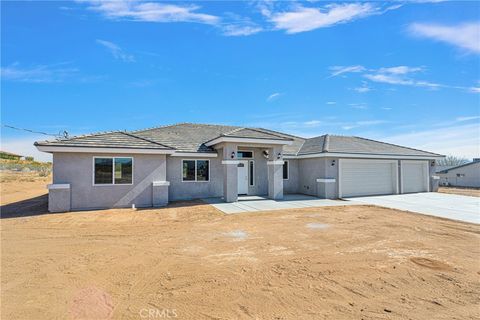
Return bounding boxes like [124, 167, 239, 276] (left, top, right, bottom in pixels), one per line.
[1, 173, 480, 320]
[439, 187, 480, 198]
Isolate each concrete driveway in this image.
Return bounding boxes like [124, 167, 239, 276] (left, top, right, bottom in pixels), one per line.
[348, 193, 480, 224]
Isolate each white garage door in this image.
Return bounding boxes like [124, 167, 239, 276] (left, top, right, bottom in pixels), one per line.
[401, 160, 429, 193]
[339, 159, 398, 198]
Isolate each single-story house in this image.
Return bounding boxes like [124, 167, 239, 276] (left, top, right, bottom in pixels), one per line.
[436, 160, 480, 188]
[0, 150, 23, 160]
[35, 123, 443, 212]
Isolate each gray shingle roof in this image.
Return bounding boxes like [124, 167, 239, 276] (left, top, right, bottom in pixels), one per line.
[297, 135, 441, 157]
[34, 131, 174, 150]
[436, 161, 479, 173]
[134, 123, 295, 153]
[35, 123, 441, 157]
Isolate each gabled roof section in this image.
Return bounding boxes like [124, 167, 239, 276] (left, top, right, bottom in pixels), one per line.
[298, 134, 441, 157]
[204, 127, 294, 147]
[35, 131, 174, 150]
[133, 123, 240, 153]
[437, 161, 479, 173]
[222, 127, 292, 140]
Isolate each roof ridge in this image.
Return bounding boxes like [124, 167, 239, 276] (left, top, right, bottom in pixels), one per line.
[322, 134, 330, 152]
[352, 135, 442, 156]
[252, 127, 306, 140]
[131, 122, 241, 133]
[131, 123, 186, 133]
[239, 127, 292, 140]
[222, 127, 245, 136]
[121, 132, 175, 149]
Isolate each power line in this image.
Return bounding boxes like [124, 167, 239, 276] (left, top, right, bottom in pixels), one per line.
[1, 124, 68, 138]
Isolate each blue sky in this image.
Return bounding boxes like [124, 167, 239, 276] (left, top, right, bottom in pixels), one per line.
[1, 0, 479, 161]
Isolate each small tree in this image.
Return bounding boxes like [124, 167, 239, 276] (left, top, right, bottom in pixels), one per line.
[25, 156, 34, 161]
[437, 155, 469, 166]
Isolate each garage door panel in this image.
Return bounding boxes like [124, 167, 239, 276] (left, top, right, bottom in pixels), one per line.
[340, 160, 398, 198]
[402, 161, 428, 193]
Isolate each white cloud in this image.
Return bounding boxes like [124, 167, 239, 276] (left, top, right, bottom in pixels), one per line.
[1, 137, 52, 162]
[270, 3, 379, 34]
[329, 64, 479, 93]
[349, 103, 368, 110]
[96, 39, 135, 62]
[383, 123, 480, 159]
[342, 120, 387, 130]
[364, 65, 442, 88]
[456, 116, 480, 122]
[222, 24, 263, 36]
[329, 65, 365, 77]
[353, 82, 372, 93]
[378, 66, 423, 75]
[409, 22, 480, 53]
[266, 92, 283, 102]
[326, 101, 336, 105]
[85, 0, 219, 25]
[1, 63, 78, 83]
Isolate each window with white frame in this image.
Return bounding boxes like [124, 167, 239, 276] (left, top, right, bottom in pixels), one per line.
[283, 160, 289, 180]
[182, 160, 210, 182]
[94, 157, 133, 185]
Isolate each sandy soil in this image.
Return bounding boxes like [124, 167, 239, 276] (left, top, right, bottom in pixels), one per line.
[1, 174, 480, 320]
[439, 187, 480, 198]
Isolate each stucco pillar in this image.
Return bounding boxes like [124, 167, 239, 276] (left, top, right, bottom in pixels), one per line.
[316, 179, 336, 199]
[47, 184, 71, 212]
[222, 144, 238, 203]
[152, 181, 169, 207]
[429, 160, 440, 192]
[267, 146, 284, 200]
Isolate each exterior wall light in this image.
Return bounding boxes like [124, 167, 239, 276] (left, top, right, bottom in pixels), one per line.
[277, 152, 282, 159]
[431, 160, 435, 167]
[331, 160, 336, 166]
[231, 151, 235, 159]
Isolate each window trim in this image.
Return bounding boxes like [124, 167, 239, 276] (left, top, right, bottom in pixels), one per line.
[181, 159, 210, 182]
[237, 150, 254, 159]
[283, 160, 289, 180]
[92, 156, 134, 186]
[249, 160, 255, 186]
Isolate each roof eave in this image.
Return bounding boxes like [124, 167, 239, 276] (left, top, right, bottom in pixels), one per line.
[288, 151, 444, 160]
[35, 144, 176, 155]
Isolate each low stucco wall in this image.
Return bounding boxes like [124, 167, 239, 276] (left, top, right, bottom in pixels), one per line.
[52, 152, 167, 210]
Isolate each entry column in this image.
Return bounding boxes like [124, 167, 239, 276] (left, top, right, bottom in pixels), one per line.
[222, 143, 238, 203]
[267, 146, 284, 200]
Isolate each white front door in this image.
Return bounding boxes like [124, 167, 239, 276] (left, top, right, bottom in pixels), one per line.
[237, 161, 248, 195]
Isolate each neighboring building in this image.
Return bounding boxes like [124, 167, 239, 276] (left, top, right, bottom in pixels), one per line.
[0, 151, 23, 160]
[35, 123, 443, 212]
[436, 160, 480, 188]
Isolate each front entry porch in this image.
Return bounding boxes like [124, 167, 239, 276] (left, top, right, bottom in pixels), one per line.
[202, 194, 354, 214]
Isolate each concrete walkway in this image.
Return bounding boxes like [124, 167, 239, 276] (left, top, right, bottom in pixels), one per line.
[203, 194, 354, 214]
[348, 192, 480, 224]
